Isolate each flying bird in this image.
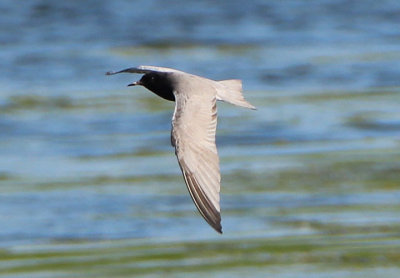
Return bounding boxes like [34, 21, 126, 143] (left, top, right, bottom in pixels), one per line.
[106, 66, 255, 233]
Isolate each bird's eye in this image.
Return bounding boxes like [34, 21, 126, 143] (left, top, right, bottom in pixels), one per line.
[151, 76, 155, 81]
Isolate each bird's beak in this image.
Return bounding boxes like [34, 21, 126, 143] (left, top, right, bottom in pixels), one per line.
[127, 81, 141, 87]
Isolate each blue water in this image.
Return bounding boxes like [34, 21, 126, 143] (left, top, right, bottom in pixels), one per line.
[0, 1, 400, 277]
[1, 0, 400, 95]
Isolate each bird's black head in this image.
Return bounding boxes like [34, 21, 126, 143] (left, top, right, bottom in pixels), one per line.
[130, 72, 175, 101]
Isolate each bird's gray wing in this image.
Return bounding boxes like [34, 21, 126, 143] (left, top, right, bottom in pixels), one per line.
[171, 90, 222, 233]
[106, 65, 184, 75]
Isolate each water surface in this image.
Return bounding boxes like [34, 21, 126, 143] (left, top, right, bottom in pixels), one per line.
[1, 0, 400, 277]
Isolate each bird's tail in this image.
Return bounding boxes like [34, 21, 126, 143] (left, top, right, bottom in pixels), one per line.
[215, 80, 256, 110]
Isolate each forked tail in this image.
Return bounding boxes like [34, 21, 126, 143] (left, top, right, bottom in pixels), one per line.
[215, 79, 256, 110]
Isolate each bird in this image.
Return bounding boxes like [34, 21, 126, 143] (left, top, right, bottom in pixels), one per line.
[106, 65, 255, 233]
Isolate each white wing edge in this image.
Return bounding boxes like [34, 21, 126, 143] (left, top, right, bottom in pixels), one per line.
[106, 65, 185, 75]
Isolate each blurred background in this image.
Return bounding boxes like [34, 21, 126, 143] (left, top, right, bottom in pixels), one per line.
[1, 0, 400, 277]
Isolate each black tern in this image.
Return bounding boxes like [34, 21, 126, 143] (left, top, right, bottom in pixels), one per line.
[106, 65, 255, 233]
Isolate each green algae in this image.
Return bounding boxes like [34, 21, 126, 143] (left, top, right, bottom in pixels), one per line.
[1, 234, 399, 277]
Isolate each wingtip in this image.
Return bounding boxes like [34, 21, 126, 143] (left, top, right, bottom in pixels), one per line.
[213, 222, 223, 234]
[105, 71, 115, 76]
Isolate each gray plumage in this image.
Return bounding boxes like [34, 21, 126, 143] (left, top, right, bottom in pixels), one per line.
[106, 66, 255, 233]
